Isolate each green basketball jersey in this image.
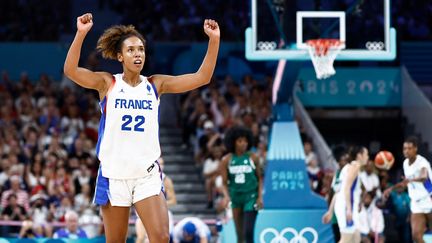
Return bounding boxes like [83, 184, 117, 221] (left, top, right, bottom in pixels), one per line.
[227, 152, 258, 193]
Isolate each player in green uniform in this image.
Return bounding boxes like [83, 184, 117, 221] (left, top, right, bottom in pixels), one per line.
[220, 126, 263, 243]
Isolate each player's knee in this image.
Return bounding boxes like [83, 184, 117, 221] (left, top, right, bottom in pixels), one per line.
[149, 229, 170, 243]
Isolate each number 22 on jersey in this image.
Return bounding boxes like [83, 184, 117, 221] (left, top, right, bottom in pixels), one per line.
[121, 115, 145, 132]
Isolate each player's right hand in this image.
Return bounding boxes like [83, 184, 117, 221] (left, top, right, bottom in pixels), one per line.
[77, 13, 93, 33]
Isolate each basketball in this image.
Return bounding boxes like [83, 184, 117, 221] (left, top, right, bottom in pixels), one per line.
[374, 151, 395, 170]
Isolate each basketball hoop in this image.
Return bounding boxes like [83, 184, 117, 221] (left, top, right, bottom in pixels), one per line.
[306, 39, 345, 79]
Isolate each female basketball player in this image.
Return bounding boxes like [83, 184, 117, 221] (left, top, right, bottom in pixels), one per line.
[333, 146, 369, 243]
[64, 13, 219, 243]
[322, 146, 349, 242]
[384, 137, 432, 243]
[220, 126, 263, 243]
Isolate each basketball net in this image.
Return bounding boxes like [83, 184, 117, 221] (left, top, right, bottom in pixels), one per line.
[306, 39, 344, 79]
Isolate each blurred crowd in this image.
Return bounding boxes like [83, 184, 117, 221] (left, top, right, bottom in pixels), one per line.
[0, 0, 72, 41]
[2, 0, 432, 42]
[104, 0, 248, 41]
[0, 71, 102, 238]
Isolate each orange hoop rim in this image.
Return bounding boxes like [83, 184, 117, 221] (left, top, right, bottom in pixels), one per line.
[306, 39, 344, 56]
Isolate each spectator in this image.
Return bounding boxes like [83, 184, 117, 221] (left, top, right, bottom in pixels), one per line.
[74, 184, 92, 214]
[48, 167, 75, 197]
[172, 217, 211, 243]
[53, 210, 87, 239]
[203, 145, 223, 209]
[29, 192, 52, 238]
[358, 192, 385, 243]
[60, 104, 84, 147]
[1, 175, 30, 212]
[195, 120, 220, 164]
[78, 208, 102, 238]
[360, 159, 381, 198]
[304, 141, 322, 191]
[304, 140, 318, 167]
[52, 196, 74, 222]
[25, 153, 46, 190]
[1, 194, 27, 236]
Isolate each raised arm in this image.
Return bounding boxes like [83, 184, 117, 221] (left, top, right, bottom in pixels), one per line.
[63, 13, 111, 97]
[150, 19, 220, 94]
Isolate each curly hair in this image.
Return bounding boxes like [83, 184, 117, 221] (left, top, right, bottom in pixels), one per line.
[96, 25, 146, 60]
[224, 126, 253, 153]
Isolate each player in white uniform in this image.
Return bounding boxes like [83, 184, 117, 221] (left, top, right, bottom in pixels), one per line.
[384, 137, 432, 243]
[172, 217, 211, 243]
[333, 146, 369, 243]
[64, 13, 220, 243]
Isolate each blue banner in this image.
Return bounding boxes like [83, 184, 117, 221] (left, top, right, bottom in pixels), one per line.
[264, 122, 327, 209]
[264, 159, 327, 209]
[295, 68, 401, 107]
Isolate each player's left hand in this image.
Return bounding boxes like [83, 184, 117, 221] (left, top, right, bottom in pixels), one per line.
[203, 19, 220, 40]
[255, 196, 263, 210]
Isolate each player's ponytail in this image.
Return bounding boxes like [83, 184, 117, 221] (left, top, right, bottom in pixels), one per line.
[96, 25, 146, 60]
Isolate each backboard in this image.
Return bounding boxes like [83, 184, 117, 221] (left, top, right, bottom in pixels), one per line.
[246, 0, 396, 61]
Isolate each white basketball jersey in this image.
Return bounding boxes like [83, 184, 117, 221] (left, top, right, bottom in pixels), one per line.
[96, 74, 161, 179]
[336, 162, 362, 207]
[403, 155, 432, 201]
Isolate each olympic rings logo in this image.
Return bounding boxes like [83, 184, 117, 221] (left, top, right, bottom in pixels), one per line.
[365, 41, 385, 51]
[260, 227, 318, 243]
[257, 41, 277, 51]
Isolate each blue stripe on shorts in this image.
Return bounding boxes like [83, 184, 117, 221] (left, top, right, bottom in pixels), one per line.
[155, 160, 166, 198]
[93, 167, 109, 206]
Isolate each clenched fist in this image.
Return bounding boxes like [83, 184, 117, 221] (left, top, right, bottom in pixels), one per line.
[203, 19, 220, 40]
[77, 13, 93, 34]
